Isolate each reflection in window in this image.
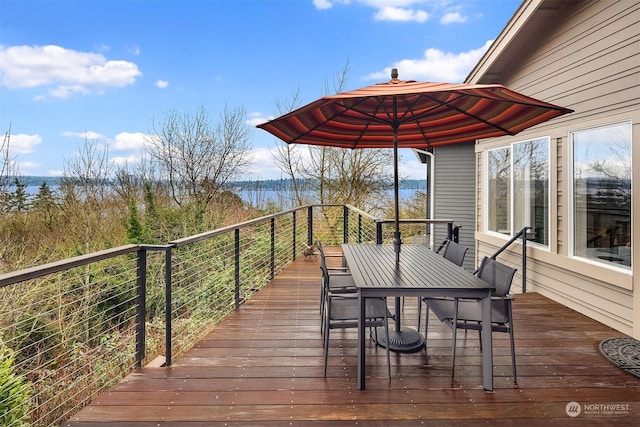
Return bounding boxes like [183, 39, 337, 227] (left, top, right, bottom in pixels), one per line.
[488, 148, 510, 236]
[573, 122, 632, 268]
[514, 139, 549, 245]
[487, 138, 550, 246]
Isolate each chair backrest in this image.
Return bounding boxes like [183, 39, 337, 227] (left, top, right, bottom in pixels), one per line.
[442, 240, 468, 267]
[319, 259, 330, 291]
[316, 241, 326, 256]
[476, 257, 517, 297]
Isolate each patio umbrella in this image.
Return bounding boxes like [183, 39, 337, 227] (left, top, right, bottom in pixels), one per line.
[257, 69, 572, 262]
[257, 69, 572, 351]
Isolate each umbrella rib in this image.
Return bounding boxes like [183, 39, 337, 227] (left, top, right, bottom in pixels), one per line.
[406, 92, 516, 135]
[347, 97, 392, 148]
[285, 104, 359, 145]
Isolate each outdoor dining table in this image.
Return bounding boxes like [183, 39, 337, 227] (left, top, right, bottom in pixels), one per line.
[341, 243, 496, 391]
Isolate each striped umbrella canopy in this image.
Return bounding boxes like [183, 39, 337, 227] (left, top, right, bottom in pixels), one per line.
[258, 69, 573, 262]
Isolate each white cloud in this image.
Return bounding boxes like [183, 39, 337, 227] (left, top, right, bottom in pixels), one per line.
[111, 153, 142, 166]
[246, 147, 284, 179]
[156, 80, 169, 88]
[441, 11, 467, 24]
[113, 132, 147, 150]
[0, 44, 142, 99]
[313, 0, 334, 9]
[314, 1, 475, 25]
[62, 130, 105, 140]
[126, 44, 141, 56]
[16, 160, 40, 172]
[7, 133, 42, 155]
[247, 112, 274, 127]
[374, 6, 428, 22]
[363, 40, 494, 83]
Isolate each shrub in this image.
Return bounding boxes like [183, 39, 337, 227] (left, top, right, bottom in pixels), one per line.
[0, 346, 32, 427]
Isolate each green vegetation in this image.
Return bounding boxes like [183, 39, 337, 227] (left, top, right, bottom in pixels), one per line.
[0, 103, 427, 425]
[0, 345, 32, 427]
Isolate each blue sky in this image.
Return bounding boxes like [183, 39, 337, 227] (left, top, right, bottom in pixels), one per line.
[0, 0, 522, 180]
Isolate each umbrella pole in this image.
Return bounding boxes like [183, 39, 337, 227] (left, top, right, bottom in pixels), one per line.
[392, 118, 401, 265]
[373, 119, 425, 353]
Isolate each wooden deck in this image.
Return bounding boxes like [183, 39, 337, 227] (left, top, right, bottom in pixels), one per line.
[65, 248, 640, 426]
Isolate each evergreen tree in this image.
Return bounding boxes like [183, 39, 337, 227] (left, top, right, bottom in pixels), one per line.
[32, 181, 59, 228]
[9, 178, 29, 213]
[126, 201, 144, 244]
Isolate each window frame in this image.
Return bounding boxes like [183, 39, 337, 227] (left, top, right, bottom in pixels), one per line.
[484, 136, 551, 249]
[568, 120, 633, 271]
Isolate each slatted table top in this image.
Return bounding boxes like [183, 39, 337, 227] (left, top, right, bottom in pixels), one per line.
[341, 243, 493, 293]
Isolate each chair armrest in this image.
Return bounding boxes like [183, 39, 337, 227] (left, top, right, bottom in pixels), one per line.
[327, 272, 352, 277]
[491, 295, 515, 301]
[422, 296, 454, 303]
[328, 292, 357, 300]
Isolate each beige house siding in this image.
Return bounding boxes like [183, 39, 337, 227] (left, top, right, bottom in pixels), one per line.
[470, 0, 639, 337]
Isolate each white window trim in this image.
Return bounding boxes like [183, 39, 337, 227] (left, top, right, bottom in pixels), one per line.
[568, 120, 633, 272]
[484, 137, 551, 251]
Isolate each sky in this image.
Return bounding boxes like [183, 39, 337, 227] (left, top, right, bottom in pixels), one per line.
[0, 0, 523, 181]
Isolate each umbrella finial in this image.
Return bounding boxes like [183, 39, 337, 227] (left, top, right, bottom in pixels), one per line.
[391, 68, 399, 81]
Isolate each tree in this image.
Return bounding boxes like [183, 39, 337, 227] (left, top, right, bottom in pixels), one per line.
[62, 136, 113, 205]
[31, 181, 59, 228]
[270, 61, 394, 215]
[146, 105, 252, 210]
[271, 85, 308, 208]
[1, 125, 20, 212]
[7, 178, 29, 213]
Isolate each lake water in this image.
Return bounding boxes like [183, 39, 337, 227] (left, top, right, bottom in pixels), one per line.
[23, 185, 424, 207]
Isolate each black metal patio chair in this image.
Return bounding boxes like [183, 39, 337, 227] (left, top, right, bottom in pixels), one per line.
[416, 240, 469, 332]
[423, 256, 518, 383]
[321, 264, 392, 381]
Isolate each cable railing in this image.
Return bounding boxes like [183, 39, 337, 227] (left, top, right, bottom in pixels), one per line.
[0, 245, 142, 427]
[0, 204, 457, 426]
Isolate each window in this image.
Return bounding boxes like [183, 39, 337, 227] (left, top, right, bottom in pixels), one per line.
[487, 137, 550, 246]
[572, 122, 632, 269]
[487, 147, 511, 236]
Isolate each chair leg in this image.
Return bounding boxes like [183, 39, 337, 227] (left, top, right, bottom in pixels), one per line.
[509, 326, 517, 384]
[508, 302, 517, 384]
[416, 297, 422, 332]
[384, 308, 391, 381]
[323, 323, 329, 378]
[451, 299, 459, 379]
[320, 295, 325, 333]
[423, 304, 430, 350]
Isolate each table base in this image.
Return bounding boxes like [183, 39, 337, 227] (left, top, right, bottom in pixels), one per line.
[373, 326, 425, 353]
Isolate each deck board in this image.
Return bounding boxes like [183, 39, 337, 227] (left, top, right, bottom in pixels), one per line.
[64, 248, 640, 426]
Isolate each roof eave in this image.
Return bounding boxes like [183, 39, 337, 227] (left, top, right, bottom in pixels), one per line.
[466, 0, 554, 84]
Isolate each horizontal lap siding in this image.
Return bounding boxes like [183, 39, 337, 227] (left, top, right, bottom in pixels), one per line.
[434, 142, 476, 272]
[474, 0, 639, 336]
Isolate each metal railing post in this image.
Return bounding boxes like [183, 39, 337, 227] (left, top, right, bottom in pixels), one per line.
[135, 248, 147, 368]
[270, 217, 276, 279]
[235, 228, 241, 309]
[358, 214, 362, 243]
[292, 210, 297, 260]
[522, 228, 529, 293]
[165, 248, 172, 366]
[307, 206, 314, 246]
[343, 205, 349, 244]
[376, 221, 383, 244]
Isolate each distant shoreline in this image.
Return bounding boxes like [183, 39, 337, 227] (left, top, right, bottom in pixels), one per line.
[9, 176, 428, 191]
